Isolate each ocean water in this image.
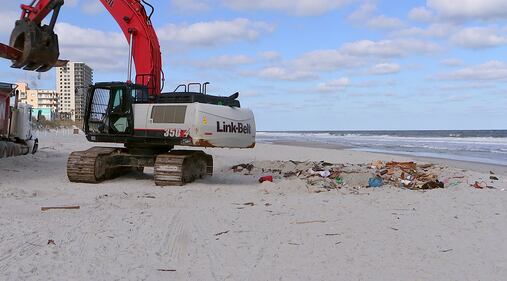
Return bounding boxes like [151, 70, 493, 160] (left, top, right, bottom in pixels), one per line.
[257, 130, 507, 166]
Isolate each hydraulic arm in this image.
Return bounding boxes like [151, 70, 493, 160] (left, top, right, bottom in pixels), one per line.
[0, 0, 163, 95]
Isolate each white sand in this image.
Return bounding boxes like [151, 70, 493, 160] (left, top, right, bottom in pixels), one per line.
[1, 130, 506, 281]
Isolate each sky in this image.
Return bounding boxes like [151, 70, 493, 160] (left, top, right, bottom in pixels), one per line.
[1, 0, 507, 131]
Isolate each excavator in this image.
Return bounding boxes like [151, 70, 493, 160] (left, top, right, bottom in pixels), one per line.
[0, 0, 256, 186]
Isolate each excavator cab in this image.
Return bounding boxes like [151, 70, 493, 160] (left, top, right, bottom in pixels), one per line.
[85, 82, 146, 140]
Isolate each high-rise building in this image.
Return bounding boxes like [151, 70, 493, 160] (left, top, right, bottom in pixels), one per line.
[16, 83, 59, 121]
[56, 62, 93, 121]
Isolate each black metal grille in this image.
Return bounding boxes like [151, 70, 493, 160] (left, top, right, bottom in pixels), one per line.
[88, 88, 110, 134]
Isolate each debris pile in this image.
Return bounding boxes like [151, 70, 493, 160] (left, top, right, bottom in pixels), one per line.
[231, 160, 450, 192]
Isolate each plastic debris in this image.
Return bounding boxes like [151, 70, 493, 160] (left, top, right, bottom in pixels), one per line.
[259, 175, 273, 183]
[368, 177, 383, 188]
[471, 181, 486, 189]
[335, 177, 344, 185]
[400, 180, 412, 188]
[319, 170, 331, 178]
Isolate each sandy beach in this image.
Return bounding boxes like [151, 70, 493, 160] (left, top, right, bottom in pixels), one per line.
[1, 131, 506, 281]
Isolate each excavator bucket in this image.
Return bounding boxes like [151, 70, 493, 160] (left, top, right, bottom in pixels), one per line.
[7, 19, 60, 72]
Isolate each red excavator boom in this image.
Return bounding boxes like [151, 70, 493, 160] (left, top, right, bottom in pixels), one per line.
[0, 0, 163, 95]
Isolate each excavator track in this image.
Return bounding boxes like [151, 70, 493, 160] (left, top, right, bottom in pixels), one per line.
[154, 150, 213, 186]
[67, 147, 125, 183]
[68, 147, 213, 186]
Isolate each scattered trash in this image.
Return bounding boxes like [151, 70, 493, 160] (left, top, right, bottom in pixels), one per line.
[368, 177, 384, 188]
[421, 180, 444, 190]
[230, 159, 462, 193]
[440, 249, 453, 253]
[471, 181, 486, 189]
[243, 202, 255, 206]
[47, 239, 55, 245]
[232, 163, 254, 173]
[41, 205, 80, 211]
[157, 269, 176, 272]
[259, 176, 273, 183]
[490, 176, 499, 181]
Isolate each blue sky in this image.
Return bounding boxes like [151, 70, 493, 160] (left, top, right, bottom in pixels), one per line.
[1, 0, 507, 131]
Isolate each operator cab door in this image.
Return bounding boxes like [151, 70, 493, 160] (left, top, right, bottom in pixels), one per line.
[86, 84, 135, 136]
[108, 87, 133, 135]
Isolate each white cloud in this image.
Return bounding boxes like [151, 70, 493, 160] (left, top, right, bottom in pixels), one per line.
[222, 0, 352, 16]
[348, 3, 376, 21]
[390, 23, 456, 38]
[82, 1, 103, 15]
[256, 67, 316, 81]
[439, 61, 507, 81]
[317, 77, 350, 92]
[366, 15, 404, 30]
[408, 6, 435, 22]
[258, 51, 280, 60]
[55, 22, 128, 71]
[194, 55, 254, 68]
[427, 0, 507, 20]
[440, 58, 463, 67]
[171, 0, 210, 12]
[451, 27, 507, 49]
[63, 0, 79, 7]
[369, 63, 401, 75]
[157, 18, 274, 46]
[0, 10, 17, 35]
[341, 39, 440, 58]
[251, 38, 438, 81]
[292, 49, 359, 72]
[348, 3, 404, 30]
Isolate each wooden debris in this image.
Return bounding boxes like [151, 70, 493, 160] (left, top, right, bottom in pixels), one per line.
[41, 205, 80, 211]
[293, 220, 326, 225]
[215, 230, 230, 236]
[157, 269, 176, 272]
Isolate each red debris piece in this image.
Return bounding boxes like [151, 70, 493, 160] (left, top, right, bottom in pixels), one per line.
[259, 176, 273, 183]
